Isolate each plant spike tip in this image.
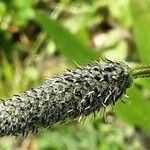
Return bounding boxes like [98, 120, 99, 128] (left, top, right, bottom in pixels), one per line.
[0, 60, 142, 138]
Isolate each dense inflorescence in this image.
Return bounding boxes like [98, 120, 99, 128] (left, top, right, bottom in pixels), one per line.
[0, 60, 133, 137]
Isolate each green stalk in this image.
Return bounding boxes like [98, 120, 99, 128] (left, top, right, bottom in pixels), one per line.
[130, 65, 150, 79]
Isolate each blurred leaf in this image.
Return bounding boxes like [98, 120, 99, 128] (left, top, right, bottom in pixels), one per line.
[116, 0, 150, 134]
[0, 137, 12, 150]
[37, 122, 143, 150]
[64, 2, 103, 33]
[104, 40, 128, 60]
[35, 11, 100, 66]
[109, 0, 132, 28]
[131, 0, 150, 64]
[0, 1, 7, 21]
[1, 57, 13, 85]
[116, 86, 150, 132]
[10, 0, 37, 27]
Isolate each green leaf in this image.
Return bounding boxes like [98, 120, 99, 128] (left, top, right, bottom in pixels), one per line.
[116, 86, 150, 132]
[116, 0, 150, 133]
[131, 0, 150, 64]
[35, 11, 100, 66]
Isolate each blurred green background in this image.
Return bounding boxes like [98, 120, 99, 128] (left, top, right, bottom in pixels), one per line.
[0, 0, 150, 149]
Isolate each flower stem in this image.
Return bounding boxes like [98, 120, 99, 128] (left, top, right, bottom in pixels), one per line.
[130, 65, 150, 79]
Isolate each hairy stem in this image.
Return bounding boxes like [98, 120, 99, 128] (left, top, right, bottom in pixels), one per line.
[130, 65, 150, 79]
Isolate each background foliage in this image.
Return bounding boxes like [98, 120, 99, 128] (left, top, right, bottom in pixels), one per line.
[0, 0, 150, 149]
